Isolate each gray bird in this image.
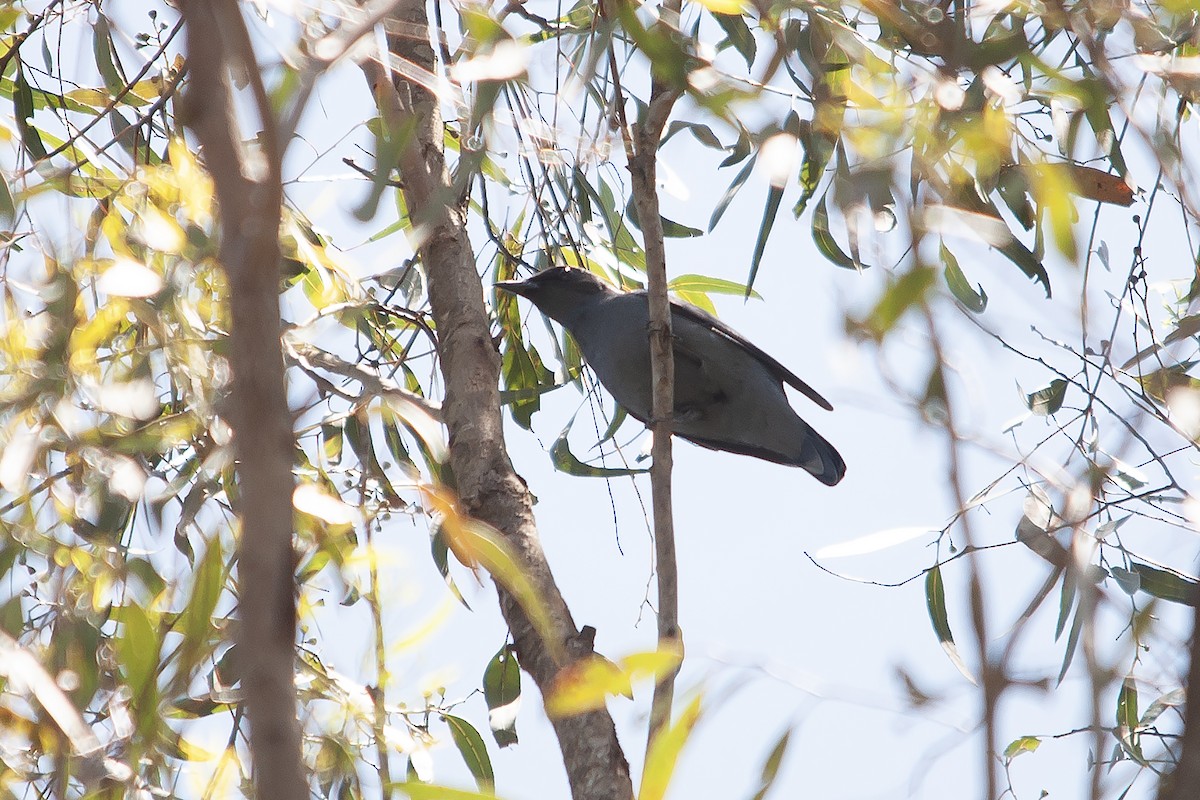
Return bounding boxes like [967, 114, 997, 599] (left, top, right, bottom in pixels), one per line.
[496, 267, 845, 485]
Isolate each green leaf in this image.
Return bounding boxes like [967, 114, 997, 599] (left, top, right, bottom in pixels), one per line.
[117, 603, 159, 706]
[1057, 603, 1084, 685]
[431, 525, 471, 610]
[550, 421, 648, 477]
[748, 727, 792, 800]
[442, 714, 494, 791]
[669, 273, 762, 300]
[92, 16, 126, 96]
[860, 266, 936, 341]
[660, 215, 703, 238]
[13, 60, 46, 160]
[747, 183, 784, 295]
[1055, 572, 1076, 640]
[1131, 562, 1198, 605]
[714, 12, 756, 69]
[1116, 676, 1138, 730]
[708, 155, 756, 232]
[483, 645, 521, 748]
[925, 565, 975, 684]
[1116, 675, 1146, 763]
[175, 538, 224, 679]
[811, 193, 857, 270]
[1003, 736, 1041, 762]
[1026, 379, 1068, 416]
[940, 242, 987, 313]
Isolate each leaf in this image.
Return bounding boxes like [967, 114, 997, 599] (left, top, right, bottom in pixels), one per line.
[1026, 379, 1068, 416]
[426, 488, 563, 660]
[1003, 736, 1041, 762]
[925, 565, 976, 684]
[660, 215, 703, 238]
[859, 266, 935, 341]
[1116, 676, 1145, 763]
[1138, 688, 1185, 728]
[483, 645, 521, 747]
[92, 15, 126, 96]
[546, 645, 683, 717]
[714, 12, 756, 69]
[639, 693, 704, 800]
[13, 60, 47, 160]
[1055, 572, 1077, 640]
[117, 603, 160, 707]
[746, 183, 784, 295]
[811, 192, 857, 270]
[748, 728, 792, 800]
[1057, 603, 1084, 684]
[668, 273, 761, 299]
[1131, 562, 1198, 605]
[430, 525, 471, 610]
[545, 655, 631, 716]
[708, 155, 756, 231]
[442, 714, 494, 792]
[175, 538, 224, 679]
[940, 241, 987, 313]
[1116, 676, 1138, 730]
[550, 421, 648, 477]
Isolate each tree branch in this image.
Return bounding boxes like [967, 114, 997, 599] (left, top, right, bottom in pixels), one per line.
[623, 0, 685, 756]
[360, 4, 632, 797]
[178, 4, 305, 798]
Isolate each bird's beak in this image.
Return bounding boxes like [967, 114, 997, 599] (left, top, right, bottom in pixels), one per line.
[494, 279, 529, 297]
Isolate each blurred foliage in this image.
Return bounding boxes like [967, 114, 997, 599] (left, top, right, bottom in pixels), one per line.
[0, 0, 1194, 799]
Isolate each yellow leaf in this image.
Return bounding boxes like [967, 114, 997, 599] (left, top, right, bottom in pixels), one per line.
[695, 0, 745, 13]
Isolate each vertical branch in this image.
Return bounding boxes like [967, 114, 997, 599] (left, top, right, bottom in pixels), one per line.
[1164, 600, 1200, 800]
[361, 3, 633, 798]
[922, 307, 997, 800]
[178, 3, 305, 799]
[625, 1, 685, 755]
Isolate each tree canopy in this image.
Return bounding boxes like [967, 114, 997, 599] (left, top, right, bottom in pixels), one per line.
[0, 1, 1196, 799]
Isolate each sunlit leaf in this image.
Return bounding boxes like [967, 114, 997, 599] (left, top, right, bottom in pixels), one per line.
[640, 693, 704, 800]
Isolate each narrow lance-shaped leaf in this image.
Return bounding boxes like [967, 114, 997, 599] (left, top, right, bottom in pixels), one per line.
[925, 564, 976, 684]
[442, 714, 494, 792]
[940, 241, 987, 313]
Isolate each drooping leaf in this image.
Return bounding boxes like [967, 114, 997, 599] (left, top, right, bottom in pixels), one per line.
[1026, 379, 1068, 416]
[442, 714, 494, 792]
[940, 241, 987, 313]
[713, 12, 756, 69]
[483, 645, 521, 747]
[748, 727, 793, 800]
[925, 565, 976, 684]
[811, 192, 857, 270]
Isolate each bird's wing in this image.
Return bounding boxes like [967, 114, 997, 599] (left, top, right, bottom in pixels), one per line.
[668, 299, 835, 411]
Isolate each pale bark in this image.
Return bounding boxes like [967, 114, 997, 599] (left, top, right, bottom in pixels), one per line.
[179, 4, 305, 798]
[363, 3, 633, 797]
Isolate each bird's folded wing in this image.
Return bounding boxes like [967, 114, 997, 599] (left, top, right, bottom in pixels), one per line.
[669, 299, 834, 411]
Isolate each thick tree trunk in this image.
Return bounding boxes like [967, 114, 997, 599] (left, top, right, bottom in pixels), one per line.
[364, 3, 633, 798]
[179, 4, 305, 799]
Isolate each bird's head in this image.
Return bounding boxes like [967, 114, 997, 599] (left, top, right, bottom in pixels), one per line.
[495, 267, 615, 326]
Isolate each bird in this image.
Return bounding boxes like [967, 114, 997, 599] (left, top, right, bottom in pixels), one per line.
[495, 267, 845, 485]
